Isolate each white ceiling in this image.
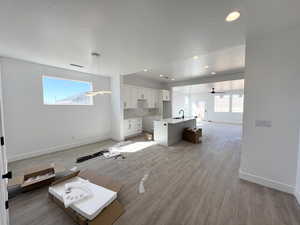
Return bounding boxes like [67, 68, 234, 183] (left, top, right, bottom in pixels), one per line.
[128, 45, 245, 82]
[0, 0, 245, 77]
[2, 0, 298, 80]
[174, 79, 244, 94]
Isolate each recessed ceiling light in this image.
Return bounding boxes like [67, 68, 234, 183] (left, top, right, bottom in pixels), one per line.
[143, 69, 148, 72]
[204, 65, 209, 69]
[171, 78, 175, 81]
[193, 55, 199, 60]
[160, 74, 164, 77]
[211, 72, 216, 75]
[226, 11, 241, 22]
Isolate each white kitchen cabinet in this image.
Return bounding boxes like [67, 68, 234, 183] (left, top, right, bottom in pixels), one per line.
[143, 115, 161, 132]
[123, 118, 142, 137]
[123, 85, 138, 109]
[137, 87, 147, 100]
[143, 88, 160, 108]
[130, 86, 138, 108]
[146, 89, 155, 108]
[123, 85, 167, 109]
[123, 85, 130, 109]
[161, 90, 170, 101]
[154, 89, 160, 107]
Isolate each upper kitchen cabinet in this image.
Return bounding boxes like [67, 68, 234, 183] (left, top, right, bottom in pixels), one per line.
[123, 85, 138, 109]
[123, 85, 168, 109]
[137, 86, 147, 100]
[161, 90, 170, 101]
[146, 88, 156, 108]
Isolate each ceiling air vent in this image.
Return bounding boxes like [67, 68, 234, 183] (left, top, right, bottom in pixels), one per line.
[70, 63, 84, 68]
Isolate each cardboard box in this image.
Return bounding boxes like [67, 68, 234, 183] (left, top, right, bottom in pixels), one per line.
[21, 167, 55, 192]
[8, 163, 65, 192]
[183, 128, 202, 144]
[49, 169, 124, 225]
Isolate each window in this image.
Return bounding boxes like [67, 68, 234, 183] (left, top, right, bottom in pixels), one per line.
[232, 94, 244, 113]
[43, 76, 93, 105]
[214, 95, 230, 112]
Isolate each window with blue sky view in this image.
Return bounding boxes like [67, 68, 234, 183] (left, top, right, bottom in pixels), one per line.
[43, 76, 93, 105]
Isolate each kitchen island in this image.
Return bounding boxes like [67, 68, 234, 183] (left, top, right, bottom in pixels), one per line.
[154, 117, 197, 146]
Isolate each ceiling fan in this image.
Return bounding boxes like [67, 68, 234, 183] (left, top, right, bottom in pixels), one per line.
[210, 88, 225, 94]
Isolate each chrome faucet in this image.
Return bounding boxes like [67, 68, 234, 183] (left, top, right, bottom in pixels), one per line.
[179, 109, 185, 119]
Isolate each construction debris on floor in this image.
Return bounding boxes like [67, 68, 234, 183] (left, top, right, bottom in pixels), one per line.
[49, 169, 124, 225]
[7, 163, 66, 198]
[76, 141, 132, 163]
[138, 173, 150, 194]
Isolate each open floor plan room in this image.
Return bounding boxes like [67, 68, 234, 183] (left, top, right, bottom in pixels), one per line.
[1, 1, 300, 225]
[8, 123, 300, 225]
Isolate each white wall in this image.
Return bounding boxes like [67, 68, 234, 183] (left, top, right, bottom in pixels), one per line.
[240, 26, 300, 194]
[111, 74, 124, 141]
[172, 89, 243, 124]
[296, 131, 300, 203]
[1, 58, 112, 162]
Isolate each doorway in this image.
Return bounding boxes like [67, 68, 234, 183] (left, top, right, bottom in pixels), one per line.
[191, 101, 206, 125]
[0, 63, 9, 225]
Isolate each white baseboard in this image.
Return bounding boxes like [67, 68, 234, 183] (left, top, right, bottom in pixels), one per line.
[206, 120, 243, 125]
[239, 170, 295, 194]
[8, 135, 111, 162]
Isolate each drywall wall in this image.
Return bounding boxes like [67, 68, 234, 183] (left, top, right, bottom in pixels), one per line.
[111, 74, 124, 141]
[296, 131, 300, 203]
[240, 25, 300, 194]
[0, 58, 112, 162]
[172, 89, 243, 124]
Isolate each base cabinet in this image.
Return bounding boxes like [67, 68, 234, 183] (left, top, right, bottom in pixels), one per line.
[124, 118, 142, 137]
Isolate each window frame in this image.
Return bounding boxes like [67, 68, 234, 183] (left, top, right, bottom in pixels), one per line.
[42, 75, 94, 106]
[214, 94, 230, 113]
[231, 94, 244, 113]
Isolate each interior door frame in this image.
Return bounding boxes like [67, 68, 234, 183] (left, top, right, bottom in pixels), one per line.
[0, 61, 9, 225]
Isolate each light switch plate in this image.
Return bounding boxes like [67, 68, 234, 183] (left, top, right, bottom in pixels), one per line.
[255, 120, 272, 128]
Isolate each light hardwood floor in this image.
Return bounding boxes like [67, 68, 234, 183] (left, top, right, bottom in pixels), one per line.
[8, 123, 300, 225]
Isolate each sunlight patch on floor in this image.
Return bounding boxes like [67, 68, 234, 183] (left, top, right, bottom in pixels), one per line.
[114, 141, 156, 153]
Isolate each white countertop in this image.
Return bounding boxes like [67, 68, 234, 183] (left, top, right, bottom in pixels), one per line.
[155, 117, 196, 124]
[124, 117, 142, 120]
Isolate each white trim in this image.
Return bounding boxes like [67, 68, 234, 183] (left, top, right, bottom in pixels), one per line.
[42, 75, 94, 106]
[206, 120, 243, 125]
[43, 75, 93, 85]
[239, 170, 295, 194]
[7, 135, 111, 162]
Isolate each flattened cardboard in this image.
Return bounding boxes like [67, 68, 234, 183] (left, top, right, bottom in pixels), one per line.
[50, 171, 80, 186]
[49, 169, 124, 225]
[24, 163, 65, 174]
[8, 176, 23, 187]
[49, 194, 88, 225]
[21, 167, 55, 192]
[79, 170, 122, 193]
[8, 163, 65, 190]
[88, 200, 124, 225]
